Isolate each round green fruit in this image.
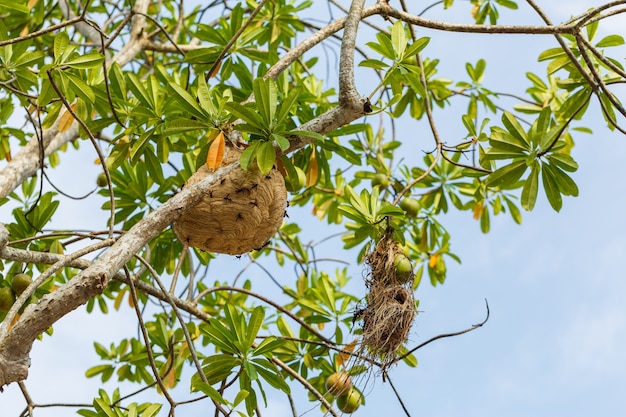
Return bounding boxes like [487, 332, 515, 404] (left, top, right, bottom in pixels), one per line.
[393, 254, 413, 283]
[336, 388, 362, 414]
[399, 197, 420, 217]
[97, 173, 108, 187]
[371, 173, 390, 189]
[0, 287, 16, 313]
[11, 273, 32, 296]
[325, 372, 352, 396]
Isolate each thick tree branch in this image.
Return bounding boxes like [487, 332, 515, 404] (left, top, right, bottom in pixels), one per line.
[283, 0, 367, 153]
[0, 163, 235, 387]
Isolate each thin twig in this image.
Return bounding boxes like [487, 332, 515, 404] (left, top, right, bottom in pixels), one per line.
[396, 299, 490, 362]
[205, 0, 268, 81]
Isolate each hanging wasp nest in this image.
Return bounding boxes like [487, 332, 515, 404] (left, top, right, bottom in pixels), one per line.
[357, 230, 417, 369]
[173, 145, 287, 255]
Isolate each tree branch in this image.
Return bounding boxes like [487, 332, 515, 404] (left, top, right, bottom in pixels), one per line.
[0, 163, 236, 387]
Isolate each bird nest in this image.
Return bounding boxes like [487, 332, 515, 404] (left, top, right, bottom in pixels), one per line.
[357, 231, 417, 369]
[173, 146, 287, 255]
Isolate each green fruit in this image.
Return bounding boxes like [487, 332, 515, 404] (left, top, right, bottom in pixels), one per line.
[0, 287, 16, 313]
[336, 388, 362, 414]
[371, 173, 390, 189]
[325, 372, 353, 396]
[399, 197, 420, 217]
[97, 173, 108, 187]
[393, 254, 413, 283]
[11, 273, 33, 296]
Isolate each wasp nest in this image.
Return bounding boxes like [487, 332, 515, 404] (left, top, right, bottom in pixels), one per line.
[173, 146, 287, 255]
[357, 230, 417, 369]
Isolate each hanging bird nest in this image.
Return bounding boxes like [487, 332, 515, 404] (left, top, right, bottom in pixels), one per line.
[357, 230, 417, 369]
[173, 145, 287, 255]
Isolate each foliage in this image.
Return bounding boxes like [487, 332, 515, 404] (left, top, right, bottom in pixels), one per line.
[0, 0, 625, 416]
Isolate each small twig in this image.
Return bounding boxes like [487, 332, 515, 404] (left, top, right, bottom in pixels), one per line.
[0, 16, 84, 47]
[205, 0, 268, 81]
[383, 372, 411, 417]
[269, 355, 339, 417]
[125, 267, 177, 409]
[396, 299, 490, 362]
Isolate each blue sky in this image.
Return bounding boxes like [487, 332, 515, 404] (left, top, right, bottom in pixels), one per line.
[2, 1, 626, 416]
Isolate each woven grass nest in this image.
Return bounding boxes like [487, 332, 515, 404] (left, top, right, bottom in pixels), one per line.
[173, 145, 287, 255]
[357, 230, 417, 369]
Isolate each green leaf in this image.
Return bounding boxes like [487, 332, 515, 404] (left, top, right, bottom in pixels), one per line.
[403, 37, 430, 58]
[546, 152, 578, 172]
[547, 55, 571, 75]
[168, 82, 205, 119]
[240, 140, 260, 170]
[596, 34, 625, 48]
[521, 161, 540, 211]
[480, 205, 490, 233]
[196, 76, 218, 116]
[139, 404, 162, 417]
[359, 59, 389, 70]
[253, 359, 291, 393]
[275, 86, 301, 127]
[501, 112, 529, 147]
[85, 365, 113, 379]
[126, 73, 153, 108]
[0, 0, 28, 13]
[233, 390, 249, 407]
[489, 128, 530, 154]
[245, 306, 265, 350]
[66, 73, 95, 104]
[257, 141, 276, 175]
[316, 139, 361, 165]
[253, 77, 277, 129]
[391, 20, 407, 58]
[163, 118, 208, 135]
[226, 102, 265, 129]
[93, 398, 117, 417]
[193, 382, 227, 404]
[202, 319, 239, 353]
[504, 196, 522, 224]
[194, 354, 241, 385]
[275, 315, 295, 338]
[53, 32, 70, 64]
[538, 47, 565, 62]
[253, 337, 284, 357]
[546, 163, 579, 196]
[485, 160, 527, 188]
[462, 114, 477, 136]
[541, 162, 562, 211]
[367, 32, 396, 60]
[64, 51, 104, 69]
[271, 134, 290, 151]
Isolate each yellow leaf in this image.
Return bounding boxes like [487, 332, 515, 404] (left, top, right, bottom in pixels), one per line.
[473, 202, 483, 221]
[305, 149, 318, 187]
[206, 131, 225, 171]
[336, 340, 357, 367]
[127, 291, 135, 309]
[471, 4, 479, 18]
[58, 104, 77, 133]
[163, 366, 177, 389]
[208, 59, 222, 79]
[113, 287, 125, 311]
[429, 253, 440, 269]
